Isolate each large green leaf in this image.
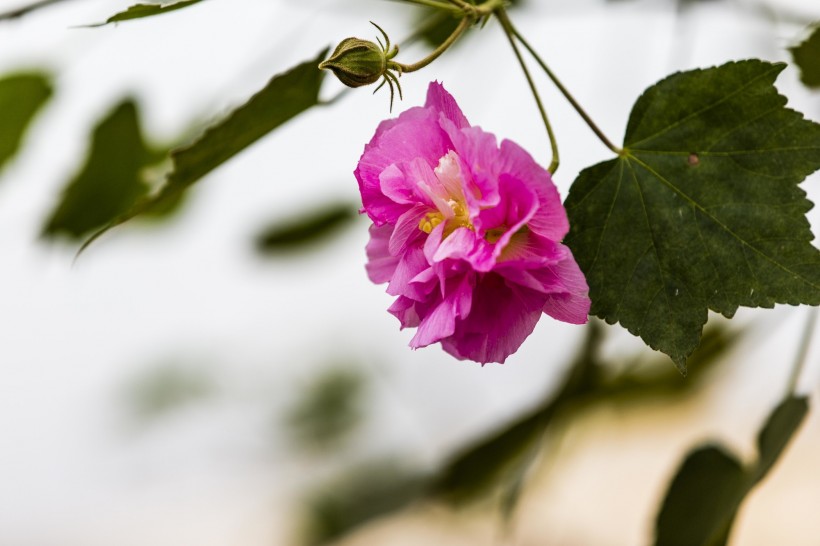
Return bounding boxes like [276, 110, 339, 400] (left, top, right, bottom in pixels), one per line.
[88, 0, 205, 27]
[80, 49, 328, 251]
[43, 99, 165, 239]
[565, 60, 820, 371]
[654, 396, 808, 546]
[0, 72, 52, 173]
[790, 24, 820, 89]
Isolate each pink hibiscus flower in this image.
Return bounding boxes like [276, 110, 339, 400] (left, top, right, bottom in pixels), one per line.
[356, 82, 591, 364]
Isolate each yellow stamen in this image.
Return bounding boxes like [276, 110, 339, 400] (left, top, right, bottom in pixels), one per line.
[419, 212, 443, 234]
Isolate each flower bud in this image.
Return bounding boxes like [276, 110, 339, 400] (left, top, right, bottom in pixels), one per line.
[319, 37, 388, 88]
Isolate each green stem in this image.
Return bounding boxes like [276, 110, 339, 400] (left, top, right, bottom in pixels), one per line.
[502, 15, 623, 156]
[394, 15, 472, 73]
[788, 307, 817, 395]
[496, 8, 559, 174]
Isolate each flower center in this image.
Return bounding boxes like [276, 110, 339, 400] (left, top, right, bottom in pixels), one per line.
[418, 198, 473, 234]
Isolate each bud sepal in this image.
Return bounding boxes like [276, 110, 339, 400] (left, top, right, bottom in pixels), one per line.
[319, 22, 403, 110]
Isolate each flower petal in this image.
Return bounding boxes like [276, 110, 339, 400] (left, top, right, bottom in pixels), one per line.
[365, 223, 398, 284]
[426, 81, 470, 129]
[440, 273, 546, 364]
[498, 139, 569, 241]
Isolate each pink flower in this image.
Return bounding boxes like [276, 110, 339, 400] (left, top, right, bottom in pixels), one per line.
[356, 82, 591, 364]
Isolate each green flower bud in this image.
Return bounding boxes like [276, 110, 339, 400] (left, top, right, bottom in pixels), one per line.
[319, 37, 389, 88]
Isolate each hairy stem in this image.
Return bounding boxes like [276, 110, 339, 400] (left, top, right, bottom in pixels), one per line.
[502, 14, 623, 155]
[496, 8, 559, 174]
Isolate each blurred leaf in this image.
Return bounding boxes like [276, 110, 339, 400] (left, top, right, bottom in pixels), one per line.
[81, 49, 328, 251]
[790, 24, 820, 89]
[304, 459, 429, 546]
[256, 202, 356, 254]
[0, 72, 52, 173]
[88, 0, 205, 27]
[126, 363, 215, 422]
[654, 396, 809, 546]
[565, 60, 820, 372]
[0, 0, 67, 21]
[432, 321, 603, 504]
[42, 99, 166, 240]
[286, 368, 366, 452]
[433, 319, 740, 507]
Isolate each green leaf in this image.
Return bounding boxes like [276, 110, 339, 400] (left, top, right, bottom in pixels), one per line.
[0, 72, 52, 173]
[43, 99, 165, 239]
[88, 0, 205, 27]
[80, 49, 328, 252]
[565, 60, 820, 370]
[790, 24, 820, 89]
[255, 202, 356, 254]
[654, 396, 809, 546]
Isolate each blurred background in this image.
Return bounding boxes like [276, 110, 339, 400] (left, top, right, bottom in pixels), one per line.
[1, 0, 820, 544]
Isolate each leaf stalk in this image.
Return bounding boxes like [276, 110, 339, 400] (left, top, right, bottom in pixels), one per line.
[498, 11, 623, 156]
[495, 8, 559, 174]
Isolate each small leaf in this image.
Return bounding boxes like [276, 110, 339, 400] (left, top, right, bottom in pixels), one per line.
[565, 60, 820, 370]
[790, 24, 820, 89]
[754, 395, 809, 480]
[0, 72, 52, 173]
[655, 446, 746, 546]
[88, 0, 205, 27]
[81, 49, 328, 251]
[43, 99, 165, 239]
[255, 202, 356, 254]
[654, 395, 809, 546]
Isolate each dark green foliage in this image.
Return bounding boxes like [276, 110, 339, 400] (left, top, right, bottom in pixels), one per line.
[255, 202, 356, 254]
[303, 459, 429, 546]
[565, 60, 820, 371]
[43, 99, 164, 239]
[790, 24, 820, 89]
[80, 49, 328, 251]
[654, 396, 808, 546]
[0, 72, 52, 173]
[89, 0, 205, 27]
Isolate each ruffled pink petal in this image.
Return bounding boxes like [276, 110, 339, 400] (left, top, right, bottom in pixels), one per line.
[386, 247, 429, 297]
[426, 81, 470, 130]
[365, 224, 398, 284]
[388, 296, 422, 328]
[494, 231, 565, 267]
[440, 123, 502, 213]
[498, 140, 569, 241]
[440, 273, 547, 364]
[356, 111, 449, 225]
[540, 255, 591, 324]
[410, 272, 473, 347]
[389, 204, 427, 257]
